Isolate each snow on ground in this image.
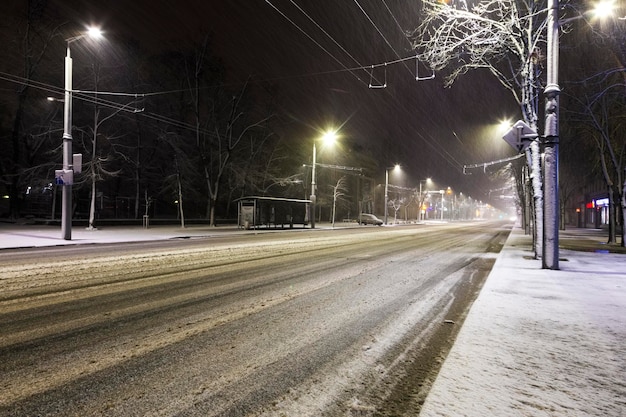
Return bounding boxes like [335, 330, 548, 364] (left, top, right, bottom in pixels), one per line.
[420, 229, 626, 417]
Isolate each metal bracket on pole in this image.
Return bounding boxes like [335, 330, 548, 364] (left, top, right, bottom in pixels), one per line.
[463, 153, 525, 175]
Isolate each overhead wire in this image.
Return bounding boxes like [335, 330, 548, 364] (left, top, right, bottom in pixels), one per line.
[352, 0, 414, 78]
[286, 0, 372, 81]
[259, 2, 466, 177]
[346, 2, 470, 176]
[381, 0, 411, 47]
[381, 0, 434, 81]
[264, 0, 368, 86]
[2, 1, 470, 180]
[0, 70, 217, 138]
[2, 61, 463, 177]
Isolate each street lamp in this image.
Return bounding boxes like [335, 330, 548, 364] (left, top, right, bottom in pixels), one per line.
[418, 178, 431, 221]
[542, 0, 614, 269]
[310, 130, 337, 228]
[384, 164, 401, 225]
[446, 186, 453, 220]
[591, 0, 617, 19]
[58, 26, 103, 240]
[543, 0, 560, 269]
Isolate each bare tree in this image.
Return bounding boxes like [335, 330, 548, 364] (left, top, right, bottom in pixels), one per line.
[330, 176, 349, 228]
[204, 85, 273, 226]
[411, 0, 546, 257]
[564, 14, 626, 245]
[158, 132, 194, 228]
[389, 197, 402, 224]
[569, 84, 625, 244]
[80, 60, 143, 230]
[179, 36, 277, 226]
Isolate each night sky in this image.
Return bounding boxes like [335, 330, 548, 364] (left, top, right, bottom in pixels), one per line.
[39, 0, 520, 205]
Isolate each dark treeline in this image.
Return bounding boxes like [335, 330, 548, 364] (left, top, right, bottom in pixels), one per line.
[2, 1, 624, 235]
[0, 2, 380, 226]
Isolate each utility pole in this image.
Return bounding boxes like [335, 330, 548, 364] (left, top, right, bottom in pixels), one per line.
[543, 0, 560, 269]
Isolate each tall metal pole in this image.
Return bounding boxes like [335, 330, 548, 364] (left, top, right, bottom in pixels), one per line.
[441, 192, 444, 221]
[419, 181, 423, 221]
[61, 44, 73, 240]
[310, 142, 317, 229]
[543, 0, 560, 269]
[384, 169, 389, 225]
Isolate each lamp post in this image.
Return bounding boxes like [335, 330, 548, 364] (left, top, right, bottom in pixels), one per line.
[384, 164, 400, 225]
[446, 186, 453, 220]
[439, 190, 445, 221]
[542, 0, 616, 269]
[59, 27, 102, 240]
[310, 130, 337, 228]
[542, 0, 560, 269]
[418, 178, 431, 221]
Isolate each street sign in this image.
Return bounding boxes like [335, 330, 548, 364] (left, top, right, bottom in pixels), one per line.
[73, 153, 83, 174]
[55, 169, 73, 185]
[502, 120, 538, 152]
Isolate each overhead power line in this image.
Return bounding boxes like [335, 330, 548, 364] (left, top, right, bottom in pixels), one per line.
[287, 0, 372, 81]
[353, 0, 414, 78]
[0, 70, 217, 137]
[264, 0, 368, 86]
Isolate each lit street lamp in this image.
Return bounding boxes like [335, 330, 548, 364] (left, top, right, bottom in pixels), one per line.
[418, 178, 431, 221]
[310, 130, 337, 228]
[58, 27, 102, 240]
[446, 186, 453, 220]
[384, 164, 400, 225]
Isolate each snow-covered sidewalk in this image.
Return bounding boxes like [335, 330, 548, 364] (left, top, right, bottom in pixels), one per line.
[420, 228, 626, 417]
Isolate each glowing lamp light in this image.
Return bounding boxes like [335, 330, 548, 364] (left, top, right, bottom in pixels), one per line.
[321, 130, 337, 146]
[87, 26, 103, 39]
[592, 0, 616, 19]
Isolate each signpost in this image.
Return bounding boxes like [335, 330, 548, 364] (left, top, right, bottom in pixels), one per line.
[502, 120, 537, 153]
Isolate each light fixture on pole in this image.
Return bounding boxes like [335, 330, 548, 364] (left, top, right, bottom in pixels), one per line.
[57, 26, 103, 240]
[310, 130, 337, 229]
[384, 164, 400, 225]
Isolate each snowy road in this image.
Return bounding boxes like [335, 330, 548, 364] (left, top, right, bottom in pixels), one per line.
[0, 221, 511, 416]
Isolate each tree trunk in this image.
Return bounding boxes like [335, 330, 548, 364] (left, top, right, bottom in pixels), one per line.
[331, 195, 336, 228]
[178, 178, 185, 229]
[174, 157, 185, 228]
[204, 166, 212, 220]
[209, 175, 221, 227]
[9, 103, 25, 220]
[88, 174, 97, 230]
[209, 197, 217, 227]
[88, 104, 99, 230]
[134, 169, 140, 220]
[621, 173, 626, 247]
[528, 142, 543, 259]
[608, 186, 616, 244]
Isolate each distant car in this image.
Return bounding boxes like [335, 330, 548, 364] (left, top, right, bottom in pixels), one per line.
[359, 213, 383, 226]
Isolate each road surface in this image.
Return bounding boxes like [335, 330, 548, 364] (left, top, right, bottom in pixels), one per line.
[0, 221, 512, 416]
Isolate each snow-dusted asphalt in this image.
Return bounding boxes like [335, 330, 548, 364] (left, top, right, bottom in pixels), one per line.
[1, 222, 624, 416]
